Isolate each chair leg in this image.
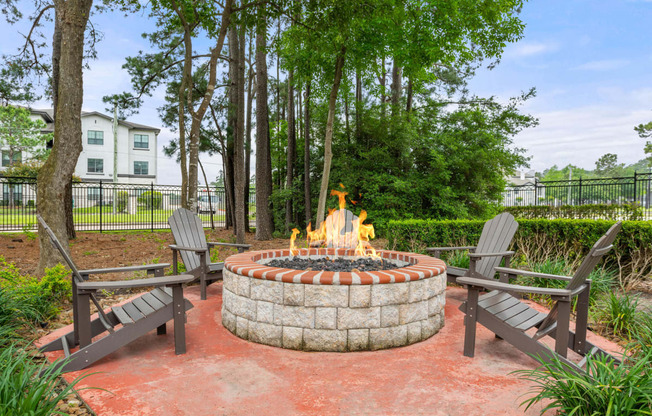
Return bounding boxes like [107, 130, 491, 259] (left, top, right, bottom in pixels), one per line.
[464, 287, 480, 357]
[171, 285, 187, 354]
[555, 300, 571, 358]
[200, 274, 207, 300]
[77, 293, 93, 348]
[157, 324, 167, 335]
[574, 284, 590, 355]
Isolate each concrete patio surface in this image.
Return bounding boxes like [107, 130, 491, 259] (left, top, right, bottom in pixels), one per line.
[39, 285, 621, 416]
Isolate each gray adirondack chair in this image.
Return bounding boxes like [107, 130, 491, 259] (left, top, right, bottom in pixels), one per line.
[427, 212, 519, 284]
[457, 222, 622, 371]
[37, 215, 195, 373]
[168, 208, 251, 300]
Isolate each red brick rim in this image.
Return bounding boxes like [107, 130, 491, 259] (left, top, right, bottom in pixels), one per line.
[224, 248, 446, 285]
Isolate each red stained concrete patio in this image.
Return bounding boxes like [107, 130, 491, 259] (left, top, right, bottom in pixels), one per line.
[38, 285, 620, 416]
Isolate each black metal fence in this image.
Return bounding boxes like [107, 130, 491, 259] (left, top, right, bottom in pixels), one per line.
[0, 176, 256, 232]
[502, 172, 652, 220]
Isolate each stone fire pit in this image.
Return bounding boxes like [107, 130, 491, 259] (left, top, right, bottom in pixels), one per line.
[222, 248, 447, 351]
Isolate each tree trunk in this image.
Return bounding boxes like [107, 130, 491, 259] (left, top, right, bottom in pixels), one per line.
[233, 26, 246, 244]
[355, 69, 362, 139]
[198, 158, 214, 229]
[379, 58, 387, 119]
[37, 0, 92, 274]
[406, 77, 413, 121]
[255, 5, 274, 240]
[183, 2, 232, 212]
[303, 81, 312, 226]
[285, 69, 296, 232]
[315, 46, 346, 227]
[65, 180, 75, 239]
[390, 61, 402, 117]
[344, 92, 350, 144]
[245, 36, 254, 233]
[227, 25, 239, 234]
[177, 27, 191, 208]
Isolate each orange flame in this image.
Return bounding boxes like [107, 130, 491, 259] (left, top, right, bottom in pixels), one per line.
[290, 228, 300, 256]
[292, 185, 378, 258]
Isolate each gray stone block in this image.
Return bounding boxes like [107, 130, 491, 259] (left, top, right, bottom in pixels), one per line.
[407, 321, 422, 344]
[230, 293, 257, 321]
[399, 300, 428, 324]
[257, 301, 275, 324]
[236, 316, 249, 339]
[222, 288, 234, 313]
[273, 303, 284, 325]
[283, 283, 305, 306]
[303, 329, 347, 352]
[422, 315, 443, 339]
[234, 273, 251, 297]
[222, 270, 236, 293]
[221, 306, 236, 334]
[380, 305, 400, 327]
[370, 283, 408, 306]
[369, 325, 408, 350]
[348, 329, 370, 351]
[428, 295, 442, 317]
[337, 307, 380, 329]
[250, 278, 283, 303]
[248, 321, 282, 347]
[282, 326, 303, 350]
[349, 285, 371, 308]
[304, 285, 349, 307]
[408, 279, 429, 303]
[315, 307, 337, 329]
[282, 305, 316, 328]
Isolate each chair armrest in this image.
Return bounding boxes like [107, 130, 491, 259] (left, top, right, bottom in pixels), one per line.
[169, 244, 209, 254]
[468, 251, 515, 259]
[494, 267, 573, 282]
[456, 276, 574, 298]
[426, 246, 476, 253]
[77, 274, 195, 291]
[79, 264, 170, 276]
[207, 242, 251, 249]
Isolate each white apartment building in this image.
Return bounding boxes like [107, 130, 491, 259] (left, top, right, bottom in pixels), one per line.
[1, 108, 160, 184]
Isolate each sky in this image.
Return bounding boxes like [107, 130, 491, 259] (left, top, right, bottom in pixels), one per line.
[1, 0, 651, 184]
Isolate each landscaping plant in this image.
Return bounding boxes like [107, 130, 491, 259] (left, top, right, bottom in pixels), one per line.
[0, 344, 95, 416]
[592, 292, 643, 340]
[517, 350, 652, 416]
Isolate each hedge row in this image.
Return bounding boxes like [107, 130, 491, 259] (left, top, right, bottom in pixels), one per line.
[503, 203, 644, 221]
[387, 219, 652, 287]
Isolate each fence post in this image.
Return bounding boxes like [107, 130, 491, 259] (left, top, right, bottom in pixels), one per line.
[151, 182, 154, 232]
[578, 177, 583, 205]
[99, 180, 103, 233]
[534, 178, 539, 206]
[633, 171, 638, 205]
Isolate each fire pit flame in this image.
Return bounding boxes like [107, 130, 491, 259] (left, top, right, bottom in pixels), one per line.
[290, 185, 378, 258]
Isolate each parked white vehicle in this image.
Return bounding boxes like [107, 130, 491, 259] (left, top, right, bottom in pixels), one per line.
[197, 195, 219, 214]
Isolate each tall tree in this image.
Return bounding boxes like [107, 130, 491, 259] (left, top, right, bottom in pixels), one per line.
[285, 68, 296, 231]
[254, 3, 274, 240]
[0, 106, 49, 167]
[37, 0, 93, 273]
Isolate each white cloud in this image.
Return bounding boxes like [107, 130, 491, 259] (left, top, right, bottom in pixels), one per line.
[508, 41, 558, 58]
[572, 59, 630, 71]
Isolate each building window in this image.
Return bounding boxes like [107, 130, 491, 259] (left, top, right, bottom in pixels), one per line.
[88, 130, 104, 145]
[134, 161, 148, 175]
[87, 187, 100, 201]
[1, 151, 21, 167]
[87, 158, 104, 173]
[134, 134, 149, 149]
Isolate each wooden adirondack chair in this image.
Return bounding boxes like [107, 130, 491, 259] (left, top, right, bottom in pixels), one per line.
[426, 212, 519, 284]
[37, 215, 195, 373]
[457, 222, 622, 371]
[168, 208, 251, 300]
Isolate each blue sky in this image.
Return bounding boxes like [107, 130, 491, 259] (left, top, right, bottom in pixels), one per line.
[2, 1, 651, 184]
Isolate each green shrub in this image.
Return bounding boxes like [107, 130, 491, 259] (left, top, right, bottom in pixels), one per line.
[0, 257, 71, 325]
[137, 190, 163, 209]
[504, 203, 643, 221]
[592, 292, 643, 340]
[116, 190, 128, 212]
[516, 351, 652, 416]
[387, 219, 652, 288]
[0, 343, 96, 416]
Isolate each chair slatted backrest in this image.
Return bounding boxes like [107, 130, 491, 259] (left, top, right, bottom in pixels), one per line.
[37, 215, 85, 284]
[535, 221, 622, 335]
[168, 208, 207, 271]
[474, 212, 519, 279]
[37, 215, 114, 330]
